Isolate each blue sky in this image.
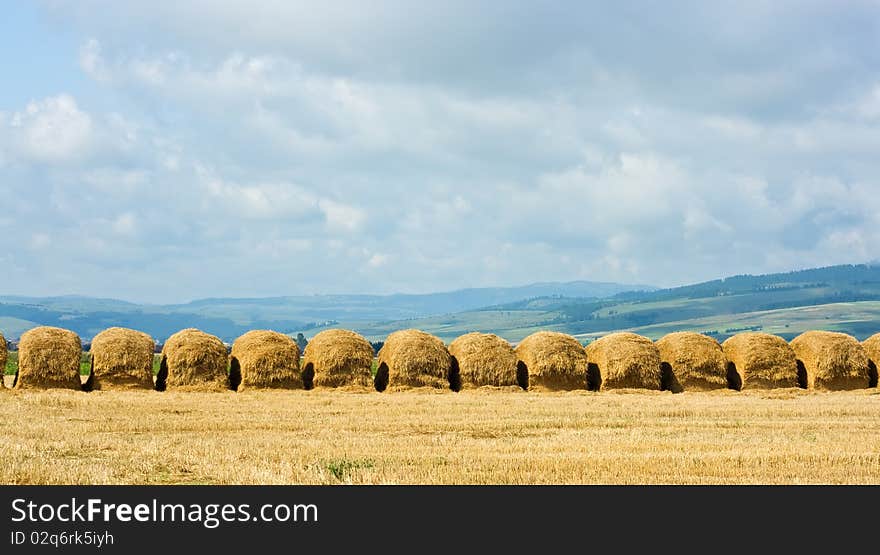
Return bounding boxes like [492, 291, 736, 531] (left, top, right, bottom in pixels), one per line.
[1, 1, 879, 303]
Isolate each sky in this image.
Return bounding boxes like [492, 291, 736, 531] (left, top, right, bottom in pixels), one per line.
[1, 1, 879, 303]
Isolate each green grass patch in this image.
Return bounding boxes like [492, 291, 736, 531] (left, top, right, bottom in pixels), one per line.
[325, 458, 375, 481]
[5, 351, 18, 376]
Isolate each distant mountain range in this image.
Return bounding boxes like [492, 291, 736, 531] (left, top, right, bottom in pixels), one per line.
[3, 264, 880, 345]
[0, 279, 653, 343]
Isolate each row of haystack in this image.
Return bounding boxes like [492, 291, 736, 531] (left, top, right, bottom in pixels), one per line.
[1, 326, 375, 392]
[3, 326, 879, 393]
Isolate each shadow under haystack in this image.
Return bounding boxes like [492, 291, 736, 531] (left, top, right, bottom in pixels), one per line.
[375, 329, 454, 391]
[229, 330, 301, 390]
[721, 332, 799, 390]
[449, 332, 520, 389]
[514, 331, 587, 391]
[159, 328, 228, 391]
[16, 326, 83, 390]
[90, 327, 156, 390]
[861, 333, 880, 388]
[790, 330, 872, 390]
[656, 332, 729, 391]
[301, 329, 373, 389]
[584, 332, 663, 391]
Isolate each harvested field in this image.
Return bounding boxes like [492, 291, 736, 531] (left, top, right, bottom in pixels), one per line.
[1, 389, 878, 484]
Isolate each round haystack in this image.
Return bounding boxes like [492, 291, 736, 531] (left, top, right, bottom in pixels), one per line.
[449, 332, 520, 389]
[90, 327, 156, 390]
[790, 330, 873, 390]
[584, 332, 662, 391]
[229, 330, 301, 390]
[16, 326, 83, 390]
[301, 329, 373, 389]
[159, 328, 228, 391]
[514, 331, 588, 390]
[721, 332, 799, 390]
[656, 332, 729, 391]
[374, 329, 454, 391]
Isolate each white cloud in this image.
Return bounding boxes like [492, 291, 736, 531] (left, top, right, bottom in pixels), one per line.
[319, 199, 365, 232]
[6, 95, 93, 163]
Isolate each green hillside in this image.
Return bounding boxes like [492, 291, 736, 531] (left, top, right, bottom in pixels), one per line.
[328, 264, 880, 343]
[2, 264, 880, 344]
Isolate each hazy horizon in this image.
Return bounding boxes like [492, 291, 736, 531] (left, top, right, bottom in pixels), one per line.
[2, 2, 879, 304]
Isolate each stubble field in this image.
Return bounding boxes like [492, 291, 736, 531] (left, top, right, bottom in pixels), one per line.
[1, 388, 878, 485]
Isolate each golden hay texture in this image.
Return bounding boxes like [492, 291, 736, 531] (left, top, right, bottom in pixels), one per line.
[229, 330, 301, 390]
[301, 329, 372, 389]
[514, 331, 587, 390]
[448, 332, 520, 388]
[656, 332, 728, 391]
[16, 326, 82, 390]
[160, 328, 228, 390]
[90, 327, 156, 390]
[584, 332, 662, 390]
[721, 332, 799, 390]
[375, 329, 453, 391]
[861, 333, 880, 388]
[789, 331, 872, 390]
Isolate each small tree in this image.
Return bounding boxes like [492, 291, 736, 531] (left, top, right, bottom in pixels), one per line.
[296, 333, 308, 353]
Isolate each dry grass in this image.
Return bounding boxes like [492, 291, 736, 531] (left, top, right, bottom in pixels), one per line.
[1, 389, 878, 484]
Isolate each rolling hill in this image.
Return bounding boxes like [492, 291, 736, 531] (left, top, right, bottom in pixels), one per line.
[2, 264, 879, 346]
[329, 264, 880, 342]
[0, 279, 652, 343]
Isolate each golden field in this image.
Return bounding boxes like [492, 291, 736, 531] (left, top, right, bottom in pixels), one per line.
[2, 388, 879, 484]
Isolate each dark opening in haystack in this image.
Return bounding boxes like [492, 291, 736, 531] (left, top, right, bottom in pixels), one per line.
[726, 362, 742, 391]
[154, 355, 168, 391]
[374, 362, 390, 392]
[796, 360, 808, 389]
[516, 361, 529, 390]
[659, 361, 684, 393]
[301, 362, 315, 390]
[228, 356, 242, 391]
[586, 362, 601, 391]
[448, 356, 462, 392]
